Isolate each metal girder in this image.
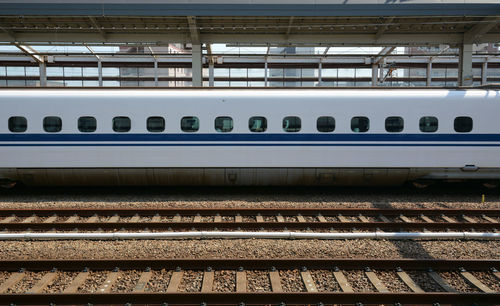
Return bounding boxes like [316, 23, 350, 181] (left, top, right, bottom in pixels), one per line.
[285, 16, 295, 38]
[0, 26, 15, 40]
[187, 16, 200, 44]
[373, 46, 396, 65]
[14, 43, 43, 63]
[2, 33, 500, 45]
[88, 16, 107, 41]
[375, 17, 394, 41]
[464, 17, 500, 43]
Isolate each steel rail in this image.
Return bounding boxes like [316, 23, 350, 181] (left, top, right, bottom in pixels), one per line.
[0, 221, 497, 231]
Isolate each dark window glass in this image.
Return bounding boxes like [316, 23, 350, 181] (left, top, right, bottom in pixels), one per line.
[113, 116, 131, 132]
[43, 116, 62, 133]
[249, 116, 267, 132]
[283, 116, 301, 132]
[419, 116, 438, 133]
[215, 116, 233, 132]
[147, 116, 165, 132]
[78, 116, 97, 133]
[385, 116, 404, 133]
[317, 116, 335, 132]
[454, 116, 473, 133]
[181, 116, 199, 132]
[351, 116, 369, 133]
[8, 116, 27, 133]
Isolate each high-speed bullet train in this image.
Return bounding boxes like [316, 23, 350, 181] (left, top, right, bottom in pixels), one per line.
[0, 88, 499, 187]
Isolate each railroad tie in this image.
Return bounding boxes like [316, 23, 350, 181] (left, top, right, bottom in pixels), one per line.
[129, 214, 141, 223]
[441, 214, 457, 223]
[63, 271, 89, 293]
[269, 270, 283, 293]
[133, 270, 153, 293]
[276, 214, 285, 223]
[317, 214, 327, 223]
[236, 270, 247, 292]
[358, 215, 370, 223]
[172, 214, 181, 222]
[364, 268, 389, 292]
[166, 270, 183, 292]
[201, 269, 214, 292]
[300, 269, 318, 292]
[0, 215, 16, 223]
[396, 269, 424, 293]
[420, 214, 434, 223]
[332, 269, 354, 293]
[26, 270, 58, 293]
[462, 215, 476, 223]
[64, 215, 78, 223]
[108, 214, 120, 223]
[87, 214, 99, 223]
[21, 214, 36, 223]
[0, 271, 25, 293]
[338, 214, 350, 223]
[297, 214, 306, 223]
[214, 214, 222, 223]
[427, 270, 457, 292]
[235, 214, 243, 222]
[42, 214, 58, 223]
[193, 214, 202, 223]
[151, 214, 161, 222]
[399, 215, 412, 223]
[256, 214, 264, 222]
[482, 215, 497, 223]
[460, 269, 495, 293]
[98, 269, 120, 293]
[378, 215, 391, 223]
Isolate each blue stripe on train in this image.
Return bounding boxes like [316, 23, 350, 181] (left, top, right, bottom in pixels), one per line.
[1, 143, 500, 147]
[1, 133, 500, 142]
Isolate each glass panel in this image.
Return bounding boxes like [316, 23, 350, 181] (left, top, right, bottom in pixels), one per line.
[43, 116, 62, 133]
[454, 116, 473, 133]
[8, 116, 27, 133]
[351, 117, 369, 133]
[317, 116, 335, 132]
[78, 116, 97, 132]
[214, 116, 233, 132]
[113, 116, 131, 132]
[6, 66, 25, 76]
[249, 116, 267, 132]
[283, 116, 301, 132]
[147, 117, 165, 132]
[181, 116, 199, 132]
[385, 116, 404, 133]
[419, 116, 438, 133]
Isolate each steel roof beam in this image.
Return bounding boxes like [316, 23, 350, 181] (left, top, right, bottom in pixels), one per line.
[14, 43, 43, 63]
[1, 33, 500, 46]
[464, 17, 500, 43]
[375, 17, 394, 41]
[88, 16, 107, 41]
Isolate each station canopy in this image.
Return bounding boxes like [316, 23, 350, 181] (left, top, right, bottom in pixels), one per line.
[0, 0, 499, 46]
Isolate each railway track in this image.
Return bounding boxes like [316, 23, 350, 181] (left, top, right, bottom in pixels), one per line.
[0, 208, 498, 232]
[0, 259, 498, 305]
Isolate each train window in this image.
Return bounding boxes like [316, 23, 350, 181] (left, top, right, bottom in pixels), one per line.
[147, 117, 165, 132]
[419, 116, 438, 133]
[43, 116, 62, 133]
[249, 116, 267, 132]
[8, 116, 27, 133]
[317, 116, 335, 132]
[283, 116, 301, 132]
[351, 116, 369, 133]
[113, 116, 131, 132]
[215, 116, 233, 133]
[78, 116, 97, 133]
[454, 116, 473, 133]
[385, 116, 404, 133]
[181, 116, 199, 132]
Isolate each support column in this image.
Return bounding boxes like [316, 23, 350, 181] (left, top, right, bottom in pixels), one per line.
[97, 59, 103, 87]
[426, 61, 432, 86]
[371, 64, 378, 86]
[318, 61, 322, 87]
[481, 60, 488, 85]
[191, 44, 203, 87]
[208, 59, 214, 87]
[154, 59, 158, 87]
[458, 43, 473, 86]
[264, 60, 268, 87]
[39, 60, 47, 87]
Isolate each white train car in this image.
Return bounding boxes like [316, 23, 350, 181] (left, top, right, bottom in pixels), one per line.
[0, 88, 499, 186]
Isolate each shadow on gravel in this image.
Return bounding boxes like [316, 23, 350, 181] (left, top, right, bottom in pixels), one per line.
[1, 182, 499, 205]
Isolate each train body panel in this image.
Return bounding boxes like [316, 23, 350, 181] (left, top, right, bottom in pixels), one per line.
[0, 88, 499, 186]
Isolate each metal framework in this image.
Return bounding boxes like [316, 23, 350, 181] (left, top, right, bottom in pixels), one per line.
[0, 0, 499, 87]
